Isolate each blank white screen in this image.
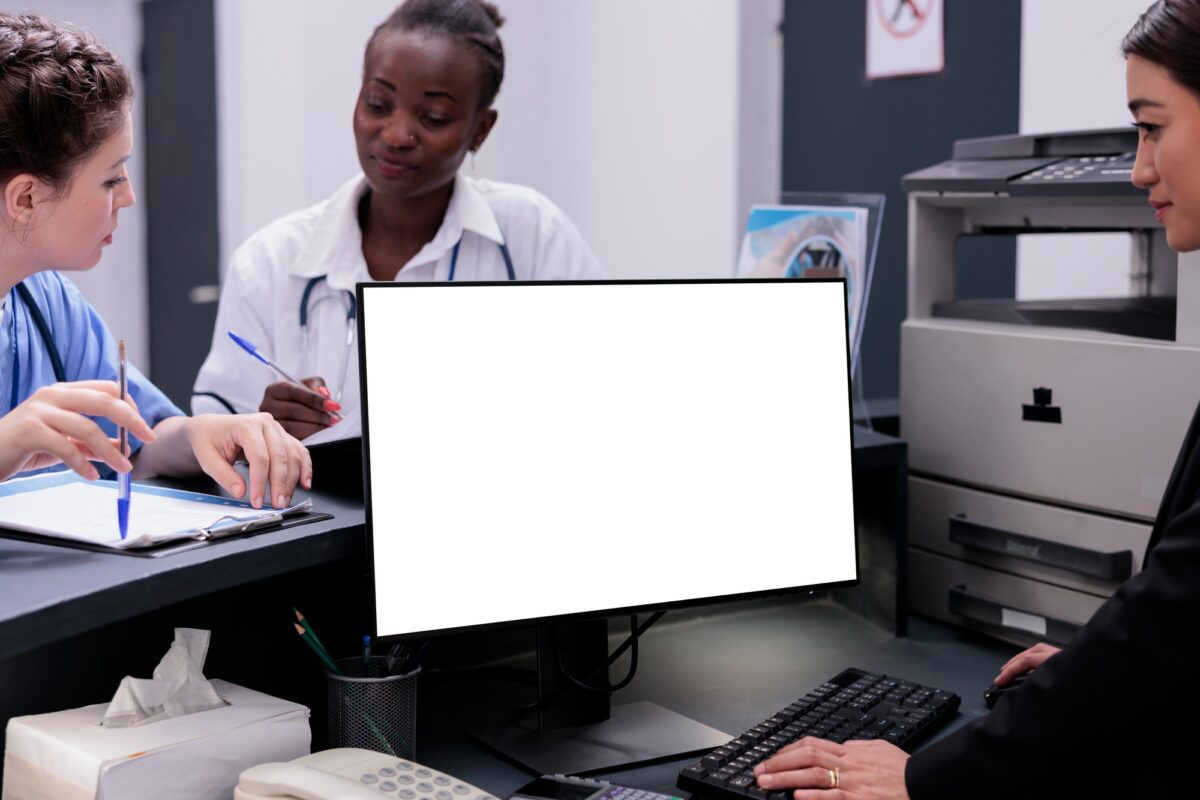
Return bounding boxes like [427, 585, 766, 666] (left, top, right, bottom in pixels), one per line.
[362, 281, 857, 638]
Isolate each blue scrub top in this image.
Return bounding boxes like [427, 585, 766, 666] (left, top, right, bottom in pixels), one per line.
[1, 271, 183, 469]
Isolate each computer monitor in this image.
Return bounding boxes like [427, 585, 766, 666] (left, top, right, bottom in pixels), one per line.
[357, 279, 858, 772]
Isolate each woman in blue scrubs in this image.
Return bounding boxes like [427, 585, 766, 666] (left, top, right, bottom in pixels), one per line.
[0, 13, 310, 509]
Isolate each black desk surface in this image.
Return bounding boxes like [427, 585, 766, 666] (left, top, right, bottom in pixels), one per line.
[415, 598, 1016, 797]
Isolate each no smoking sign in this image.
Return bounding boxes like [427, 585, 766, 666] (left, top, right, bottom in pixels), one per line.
[867, 0, 944, 79]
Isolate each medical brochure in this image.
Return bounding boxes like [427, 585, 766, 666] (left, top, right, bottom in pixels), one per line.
[737, 201, 879, 373]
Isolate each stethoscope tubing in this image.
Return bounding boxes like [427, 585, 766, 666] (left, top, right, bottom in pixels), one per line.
[9, 282, 68, 411]
[298, 238, 515, 401]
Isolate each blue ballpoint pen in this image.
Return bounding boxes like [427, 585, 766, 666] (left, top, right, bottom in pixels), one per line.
[227, 331, 342, 421]
[117, 340, 130, 540]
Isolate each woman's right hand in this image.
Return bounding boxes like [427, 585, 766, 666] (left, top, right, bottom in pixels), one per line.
[994, 642, 1061, 685]
[258, 377, 341, 441]
[0, 381, 156, 482]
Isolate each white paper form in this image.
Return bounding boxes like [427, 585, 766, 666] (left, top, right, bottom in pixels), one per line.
[302, 405, 361, 446]
[0, 472, 310, 549]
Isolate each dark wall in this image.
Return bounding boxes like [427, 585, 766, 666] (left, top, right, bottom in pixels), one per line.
[782, 0, 1022, 400]
[142, 0, 221, 409]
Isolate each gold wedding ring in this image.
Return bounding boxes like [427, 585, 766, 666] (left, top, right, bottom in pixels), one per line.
[827, 767, 840, 789]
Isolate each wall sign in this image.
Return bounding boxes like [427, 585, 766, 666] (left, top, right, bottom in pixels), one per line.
[866, 0, 944, 79]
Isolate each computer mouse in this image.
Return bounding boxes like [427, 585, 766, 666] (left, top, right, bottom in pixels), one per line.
[983, 672, 1030, 709]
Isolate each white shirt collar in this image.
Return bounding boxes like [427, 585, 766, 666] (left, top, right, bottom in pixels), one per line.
[311, 174, 504, 292]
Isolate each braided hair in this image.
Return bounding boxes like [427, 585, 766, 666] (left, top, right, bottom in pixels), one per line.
[368, 0, 506, 110]
[0, 14, 132, 192]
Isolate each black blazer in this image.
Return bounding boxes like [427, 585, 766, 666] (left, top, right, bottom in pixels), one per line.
[906, 399, 1200, 799]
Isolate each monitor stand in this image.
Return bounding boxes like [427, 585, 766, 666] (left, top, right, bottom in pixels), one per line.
[472, 619, 730, 776]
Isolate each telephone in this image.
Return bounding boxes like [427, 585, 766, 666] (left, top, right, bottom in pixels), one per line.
[235, 747, 497, 800]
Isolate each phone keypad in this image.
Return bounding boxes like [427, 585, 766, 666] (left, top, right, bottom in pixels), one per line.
[352, 759, 492, 799]
[601, 788, 682, 800]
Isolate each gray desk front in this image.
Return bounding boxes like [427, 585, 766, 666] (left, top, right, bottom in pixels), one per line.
[0, 490, 366, 661]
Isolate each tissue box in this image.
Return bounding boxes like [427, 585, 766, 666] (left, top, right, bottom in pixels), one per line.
[3, 680, 309, 800]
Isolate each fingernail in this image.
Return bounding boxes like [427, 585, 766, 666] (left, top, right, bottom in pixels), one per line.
[277, 494, 286, 508]
[231, 482, 243, 497]
[253, 494, 263, 508]
[89, 468, 100, 481]
[323, 400, 342, 412]
[328, 417, 339, 426]
[758, 775, 772, 788]
[753, 765, 764, 776]
[304, 475, 312, 488]
[317, 386, 331, 398]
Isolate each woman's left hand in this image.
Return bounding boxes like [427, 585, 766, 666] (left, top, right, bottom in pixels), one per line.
[754, 736, 911, 800]
[186, 413, 312, 508]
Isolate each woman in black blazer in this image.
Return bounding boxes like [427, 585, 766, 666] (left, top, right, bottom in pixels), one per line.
[754, 1, 1200, 797]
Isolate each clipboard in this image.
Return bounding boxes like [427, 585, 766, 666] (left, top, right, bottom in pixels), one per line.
[0, 472, 332, 558]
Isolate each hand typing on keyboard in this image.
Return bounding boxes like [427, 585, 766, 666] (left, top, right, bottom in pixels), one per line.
[675, 669, 958, 800]
[755, 737, 911, 800]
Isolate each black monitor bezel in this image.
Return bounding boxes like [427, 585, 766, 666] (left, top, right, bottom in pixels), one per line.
[357, 278, 860, 643]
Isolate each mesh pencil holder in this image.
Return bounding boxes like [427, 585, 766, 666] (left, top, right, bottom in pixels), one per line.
[327, 657, 419, 759]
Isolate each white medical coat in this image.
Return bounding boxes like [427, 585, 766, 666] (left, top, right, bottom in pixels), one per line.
[191, 174, 603, 422]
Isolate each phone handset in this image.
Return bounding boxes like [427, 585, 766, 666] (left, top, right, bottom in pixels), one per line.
[238, 762, 382, 799]
[235, 748, 495, 800]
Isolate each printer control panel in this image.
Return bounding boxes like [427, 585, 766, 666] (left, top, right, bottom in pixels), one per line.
[1010, 153, 1136, 196]
[901, 128, 1145, 197]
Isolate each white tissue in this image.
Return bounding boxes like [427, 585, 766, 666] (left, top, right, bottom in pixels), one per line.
[101, 628, 227, 728]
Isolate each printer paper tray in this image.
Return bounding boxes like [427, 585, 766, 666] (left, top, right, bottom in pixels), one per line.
[901, 317, 1200, 518]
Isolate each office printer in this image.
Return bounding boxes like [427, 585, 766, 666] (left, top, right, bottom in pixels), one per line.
[900, 128, 1200, 646]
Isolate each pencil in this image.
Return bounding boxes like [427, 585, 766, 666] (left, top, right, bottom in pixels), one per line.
[294, 622, 340, 673]
[294, 608, 334, 663]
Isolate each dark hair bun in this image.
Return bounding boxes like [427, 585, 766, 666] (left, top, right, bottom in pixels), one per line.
[479, 1, 505, 29]
[370, 0, 507, 109]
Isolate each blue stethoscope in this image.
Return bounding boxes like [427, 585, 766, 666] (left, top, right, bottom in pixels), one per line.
[8, 283, 67, 411]
[299, 238, 515, 401]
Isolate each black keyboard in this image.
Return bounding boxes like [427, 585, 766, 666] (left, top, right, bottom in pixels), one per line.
[676, 668, 960, 800]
